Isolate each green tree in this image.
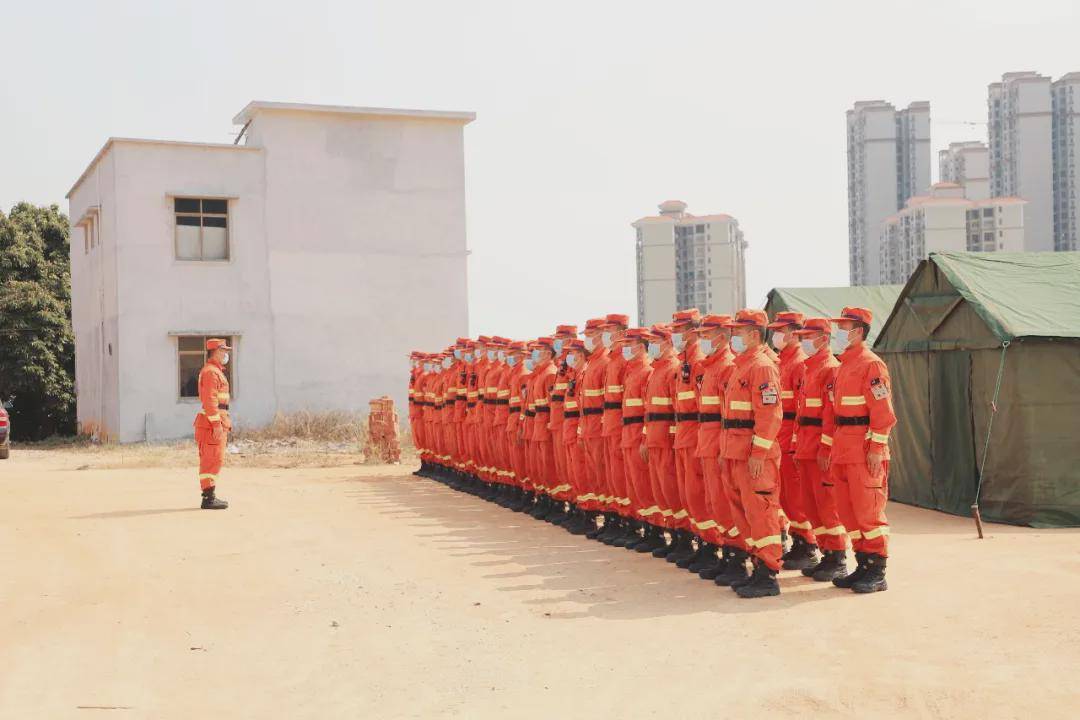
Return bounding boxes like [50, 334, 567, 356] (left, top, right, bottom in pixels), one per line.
[0, 203, 76, 439]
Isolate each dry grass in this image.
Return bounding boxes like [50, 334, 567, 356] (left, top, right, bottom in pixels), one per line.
[232, 410, 365, 443]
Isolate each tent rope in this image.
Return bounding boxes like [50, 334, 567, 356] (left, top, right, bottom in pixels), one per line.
[973, 340, 1010, 508]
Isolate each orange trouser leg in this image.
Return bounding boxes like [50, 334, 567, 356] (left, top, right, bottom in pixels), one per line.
[537, 440, 560, 498]
[728, 458, 784, 570]
[832, 461, 890, 557]
[605, 435, 629, 516]
[679, 448, 709, 537]
[723, 459, 754, 552]
[648, 446, 679, 529]
[583, 438, 609, 510]
[510, 435, 528, 489]
[781, 449, 814, 542]
[799, 459, 846, 551]
[623, 442, 652, 520]
[699, 456, 730, 546]
[197, 435, 224, 490]
[567, 438, 589, 507]
[552, 434, 567, 493]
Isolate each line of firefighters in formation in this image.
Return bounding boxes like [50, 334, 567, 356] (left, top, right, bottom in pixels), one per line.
[407, 306, 895, 599]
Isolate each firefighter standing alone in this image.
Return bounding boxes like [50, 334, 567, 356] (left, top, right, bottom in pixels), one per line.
[194, 338, 232, 510]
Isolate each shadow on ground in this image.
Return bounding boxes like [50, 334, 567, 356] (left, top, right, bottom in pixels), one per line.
[345, 474, 866, 621]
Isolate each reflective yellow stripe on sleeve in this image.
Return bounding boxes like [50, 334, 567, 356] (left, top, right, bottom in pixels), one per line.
[206, 414, 221, 422]
[651, 397, 672, 405]
[752, 436, 774, 449]
[821, 434, 833, 446]
[840, 396, 867, 406]
[729, 400, 752, 411]
[870, 432, 890, 444]
[624, 398, 644, 407]
[699, 396, 720, 405]
[677, 391, 695, 401]
[607, 385, 624, 394]
[780, 390, 794, 399]
[584, 389, 605, 397]
[804, 398, 823, 407]
[863, 526, 890, 540]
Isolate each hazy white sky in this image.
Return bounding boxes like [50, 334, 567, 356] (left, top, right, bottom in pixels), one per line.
[2, 0, 1078, 339]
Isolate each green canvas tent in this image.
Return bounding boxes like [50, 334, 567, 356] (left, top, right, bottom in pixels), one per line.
[764, 285, 903, 353]
[874, 251, 1080, 527]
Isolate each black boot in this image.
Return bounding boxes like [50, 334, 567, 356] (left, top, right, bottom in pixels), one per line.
[666, 531, 696, 564]
[715, 548, 750, 587]
[585, 513, 606, 539]
[852, 554, 888, 593]
[564, 507, 591, 535]
[633, 525, 666, 553]
[687, 542, 718, 572]
[736, 562, 780, 598]
[782, 536, 821, 571]
[698, 545, 728, 580]
[528, 495, 550, 519]
[833, 552, 870, 589]
[598, 514, 621, 544]
[618, 520, 645, 550]
[808, 550, 848, 582]
[201, 487, 228, 510]
[651, 530, 676, 558]
[675, 537, 705, 569]
[545, 500, 569, 525]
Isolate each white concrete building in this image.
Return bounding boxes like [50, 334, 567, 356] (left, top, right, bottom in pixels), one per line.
[1052, 72, 1080, 251]
[939, 141, 990, 201]
[988, 72, 1054, 251]
[847, 100, 931, 286]
[632, 200, 746, 327]
[67, 101, 474, 442]
[879, 183, 1027, 285]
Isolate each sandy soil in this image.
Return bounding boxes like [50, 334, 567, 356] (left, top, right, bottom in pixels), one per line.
[1, 447, 1078, 719]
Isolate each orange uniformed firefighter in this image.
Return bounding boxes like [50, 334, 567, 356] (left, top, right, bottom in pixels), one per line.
[578, 318, 611, 538]
[690, 315, 737, 580]
[547, 326, 578, 519]
[560, 339, 592, 535]
[767, 311, 817, 570]
[823, 306, 896, 594]
[671, 309, 708, 569]
[641, 325, 681, 558]
[722, 310, 785, 598]
[599, 314, 635, 546]
[792, 318, 848, 582]
[194, 338, 232, 509]
[620, 328, 660, 552]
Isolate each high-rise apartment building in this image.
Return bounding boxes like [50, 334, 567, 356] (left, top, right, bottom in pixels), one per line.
[879, 183, 1026, 285]
[939, 141, 990, 200]
[988, 71, 1054, 251]
[632, 200, 746, 327]
[1052, 72, 1080, 250]
[847, 100, 931, 286]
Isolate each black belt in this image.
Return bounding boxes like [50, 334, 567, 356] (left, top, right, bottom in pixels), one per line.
[564, 411, 580, 419]
[623, 416, 645, 425]
[483, 399, 496, 405]
[797, 416, 823, 427]
[582, 408, 604, 416]
[646, 412, 675, 422]
[552, 394, 565, 402]
[676, 412, 698, 422]
[698, 413, 723, 423]
[603, 401, 621, 410]
[783, 411, 796, 421]
[455, 397, 465, 403]
[221, 404, 230, 410]
[495, 399, 509, 406]
[836, 415, 870, 426]
[536, 406, 550, 413]
[723, 419, 755, 429]
[525, 410, 536, 417]
[467, 402, 477, 408]
[508, 406, 521, 413]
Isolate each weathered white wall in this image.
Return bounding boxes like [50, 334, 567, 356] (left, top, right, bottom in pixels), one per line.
[110, 142, 270, 442]
[245, 108, 469, 421]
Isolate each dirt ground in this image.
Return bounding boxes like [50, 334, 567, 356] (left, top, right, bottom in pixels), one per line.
[1, 446, 1078, 719]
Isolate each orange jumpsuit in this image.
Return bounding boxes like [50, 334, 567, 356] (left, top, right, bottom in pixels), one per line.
[578, 345, 610, 511]
[602, 350, 630, 515]
[643, 352, 679, 527]
[548, 359, 572, 497]
[448, 360, 467, 471]
[562, 367, 586, 503]
[674, 340, 706, 534]
[778, 342, 811, 541]
[822, 342, 896, 557]
[484, 361, 506, 481]
[505, 363, 529, 489]
[722, 345, 784, 571]
[493, 363, 513, 483]
[194, 360, 231, 491]
[528, 359, 558, 497]
[794, 348, 845, 551]
[469, 358, 491, 476]
[408, 366, 423, 457]
[436, 367, 453, 469]
[694, 347, 736, 547]
[620, 354, 653, 519]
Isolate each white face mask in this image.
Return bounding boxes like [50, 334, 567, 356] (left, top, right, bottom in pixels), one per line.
[673, 335, 686, 352]
[221, 352, 230, 365]
[553, 338, 564, 354]
[497, 350, 506, 361]
[507, 356, 518, 367]
[771, 332, 785, 349]
[441, 357, 452, 369]
[699, 339, 714, 356]
[801, 339, 819, 356]
[730, 335, 747, 354]
[524, 358, 535, 372]
[622, 345, 635, 361]
[646, 344, 661, 360]
[454, 349, 463, 360]
[566, 354, 578, 368]
[464, 353, 473, 362]
[487, 350, 496, 361]
[602, 331, 613, 348]
[585, 335, 599, 350]
[834, 329, 851, 348]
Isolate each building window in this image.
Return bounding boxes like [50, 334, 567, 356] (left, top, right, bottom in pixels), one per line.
[174, 198, 229, 261]
[982, 207, 994, 218]
[84, 216, 97, 254]
[178, 335, 235, 399]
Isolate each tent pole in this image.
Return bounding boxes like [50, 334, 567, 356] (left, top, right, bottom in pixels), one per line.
[972, 341, 1010, 539]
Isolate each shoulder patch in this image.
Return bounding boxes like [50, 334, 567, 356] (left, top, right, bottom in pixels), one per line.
[761, 386, 779, 405]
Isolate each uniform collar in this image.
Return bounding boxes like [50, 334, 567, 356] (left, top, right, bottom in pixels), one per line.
[779, 342, 805, 363]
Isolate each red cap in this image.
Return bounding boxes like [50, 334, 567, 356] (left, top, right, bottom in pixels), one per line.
[508, 341, 527, 352]
[555, 324, 578, 337]
[649, 324, 673, 341]
[724, 309, 768, 328]
[566, 338, 586, 351]
[584, 317, 606, 331]
[767, 311, 805, 330]
[491, 336, 510, 346]
[206, 338, 232, 351]
[477, 335, 492, 344]
[696, 314, 733, 331]
[671, 308, 701, 327]
[794, 318, 832, 336]
[535, 336, 555, 349]
[602, 313, 630, 328]
[830, 306, 873, 325]
[624, 327, 652, 341]
[455, 337, 471, 346]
